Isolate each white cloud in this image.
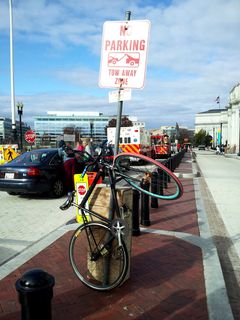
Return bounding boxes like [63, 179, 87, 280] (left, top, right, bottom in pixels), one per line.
[0, 0, 239, 128]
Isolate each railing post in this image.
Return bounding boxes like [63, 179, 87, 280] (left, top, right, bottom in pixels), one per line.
[140, 180, 150, 226]
[158, 169, 164, 196]
[15, 269, 55, 320]
[151, 172, 158, 208]
[132, 189, 140, 236]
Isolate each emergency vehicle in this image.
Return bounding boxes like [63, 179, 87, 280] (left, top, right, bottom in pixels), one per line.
[0, 144, 19, 165]
[107, 126, 152, 157]
[151, 134, 171, 159]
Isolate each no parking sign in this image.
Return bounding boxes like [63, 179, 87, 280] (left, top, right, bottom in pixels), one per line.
[99, 20, 151, 89]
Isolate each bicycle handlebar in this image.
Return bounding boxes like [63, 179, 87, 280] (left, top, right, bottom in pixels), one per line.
[60, 191, 75, 210]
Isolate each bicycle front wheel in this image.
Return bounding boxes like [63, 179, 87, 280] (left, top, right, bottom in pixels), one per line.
[69, 222, 128, 291]
[114, 152, 183, 200]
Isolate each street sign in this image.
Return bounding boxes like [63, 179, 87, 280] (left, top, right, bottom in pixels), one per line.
[3, 147, 19, 161]
[25, 130, 36, 144]
[109, 89, 132, 103]
[99, 20, 151, 89]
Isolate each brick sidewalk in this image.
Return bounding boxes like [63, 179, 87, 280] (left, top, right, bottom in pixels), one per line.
[0, 152, 209, 320]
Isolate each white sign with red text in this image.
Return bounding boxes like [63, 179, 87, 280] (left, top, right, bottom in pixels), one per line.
[99, 20, 151, 89]
[109, 89, 132, 103]
[76, 182, 89, 209]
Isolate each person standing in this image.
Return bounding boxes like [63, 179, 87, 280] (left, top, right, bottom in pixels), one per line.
[75, 140, 84, 151]
[83, 138, 93, 156]
[64, 152, 85, 192]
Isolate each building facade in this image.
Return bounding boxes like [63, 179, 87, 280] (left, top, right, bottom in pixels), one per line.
[195, 83, 240, 153]
[227, 84, 240, 152]
[0, 117, 30, 146]
[34, 111, 144, 147]
[34, 111, 111, 147]
[0, 117, 12, 143]
[195, 109, 228, 147]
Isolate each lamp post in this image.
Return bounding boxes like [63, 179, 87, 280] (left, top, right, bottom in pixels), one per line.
[90, 121, 94, 140]
[9, 0, 17, 143]
[17, 102, 23, 151]
[220, 122, 223, 146]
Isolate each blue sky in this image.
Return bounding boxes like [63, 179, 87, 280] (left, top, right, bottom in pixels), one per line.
[0, 0, 240, 129]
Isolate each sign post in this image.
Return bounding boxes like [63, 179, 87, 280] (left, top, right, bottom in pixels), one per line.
[99, 12, 150, 156]
[99, 12, 150, 221]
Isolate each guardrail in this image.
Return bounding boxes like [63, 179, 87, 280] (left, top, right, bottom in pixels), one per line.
[132, 149, 186, 235]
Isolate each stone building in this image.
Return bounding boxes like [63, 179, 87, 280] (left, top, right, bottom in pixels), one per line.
[195, 83, 240, 153]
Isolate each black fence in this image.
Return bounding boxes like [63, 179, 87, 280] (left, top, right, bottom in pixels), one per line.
[132, 149, 186, 235]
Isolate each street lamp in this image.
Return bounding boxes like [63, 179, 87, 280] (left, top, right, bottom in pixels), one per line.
[9, 0, 17, 143]
[17, 102, 23, 151]
[90, 121, 94, 140]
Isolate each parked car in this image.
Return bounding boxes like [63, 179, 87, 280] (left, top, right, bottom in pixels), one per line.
[198, 145, 206, 150]
[0, 148, 66, 197]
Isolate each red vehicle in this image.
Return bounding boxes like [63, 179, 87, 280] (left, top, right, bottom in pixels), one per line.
[108, 56, 119, 64]
[126, 55, 140, 66]
[151, 134, 171, 159]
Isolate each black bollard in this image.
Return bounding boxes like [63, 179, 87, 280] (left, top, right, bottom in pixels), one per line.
[140, 180, 151, 226]
[15, 269, 55, 320]
[151, 172, 158, 208]
[157, 169, 164, 196]
[132, 189, 141, 236]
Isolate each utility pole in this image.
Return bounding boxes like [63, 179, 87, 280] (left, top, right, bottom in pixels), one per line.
[9, 0, 17, 143]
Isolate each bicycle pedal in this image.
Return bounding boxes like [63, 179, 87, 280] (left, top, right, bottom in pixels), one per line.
[110, 218, 129, 238]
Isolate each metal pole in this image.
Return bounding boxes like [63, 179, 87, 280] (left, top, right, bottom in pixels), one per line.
[20, 113, 23, 151]
[90, 121, 93, 140]
[9, 0, 17, 143]
[220, 122, 223, 146]
[239, 110, 240, 155]
[113, 11, 131, 156]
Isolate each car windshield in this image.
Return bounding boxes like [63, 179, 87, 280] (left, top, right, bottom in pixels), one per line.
[11, 150, 54, 165]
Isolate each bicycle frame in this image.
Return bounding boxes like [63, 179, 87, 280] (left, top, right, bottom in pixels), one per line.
[76, 163, 125, 224]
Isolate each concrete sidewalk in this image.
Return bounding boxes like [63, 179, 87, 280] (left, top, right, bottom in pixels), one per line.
[0, 152, 233, 319]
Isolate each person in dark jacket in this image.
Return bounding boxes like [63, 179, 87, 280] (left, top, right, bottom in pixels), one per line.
[64, 152, 85, 192]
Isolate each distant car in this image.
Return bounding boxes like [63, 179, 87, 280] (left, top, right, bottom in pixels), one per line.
[0, 148, 66, 197]
[198, 145, 206, 150]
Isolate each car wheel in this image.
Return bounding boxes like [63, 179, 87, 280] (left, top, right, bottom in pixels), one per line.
[50, 179, 64, 198]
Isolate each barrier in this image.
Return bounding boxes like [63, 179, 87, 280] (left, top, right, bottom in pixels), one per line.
[140, 180, 150, 226]
[139, 149, 186, 225]
[132, 189, 140, 236]
[151, 172, 158, 208]
[15, 269, 55, 320]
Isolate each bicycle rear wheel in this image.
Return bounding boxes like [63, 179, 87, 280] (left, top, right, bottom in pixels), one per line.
[114, 152, 183, 200]
[69, 222, 128, 291]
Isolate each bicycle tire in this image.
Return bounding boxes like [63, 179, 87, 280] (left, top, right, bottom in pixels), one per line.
[114, 152, 183, 200]
[69, 222, 128, 291]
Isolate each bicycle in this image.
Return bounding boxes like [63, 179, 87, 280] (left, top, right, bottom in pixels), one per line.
[60, 146, 183, 291]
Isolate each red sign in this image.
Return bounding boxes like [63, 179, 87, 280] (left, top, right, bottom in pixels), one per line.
[25, 130, 36, 144]
[78, 184, 86, 196]
[99, 20, 151, 89]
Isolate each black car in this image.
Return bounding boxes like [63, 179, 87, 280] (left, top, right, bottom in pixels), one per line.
[0, 148, 65, 197]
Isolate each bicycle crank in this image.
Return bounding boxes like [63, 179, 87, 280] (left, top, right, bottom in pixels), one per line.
[110, 218, 129, 247]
